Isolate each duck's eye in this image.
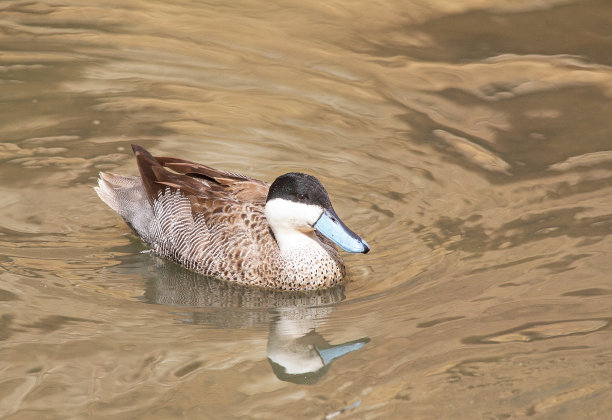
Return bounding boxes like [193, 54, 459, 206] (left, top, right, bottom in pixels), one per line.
[297, 193, 307, 201]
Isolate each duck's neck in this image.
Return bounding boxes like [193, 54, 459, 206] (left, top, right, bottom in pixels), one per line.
[273, 228, 325, 254]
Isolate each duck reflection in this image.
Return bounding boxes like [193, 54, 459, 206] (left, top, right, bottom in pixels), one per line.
[142, 257, 369, 384]
[267, 308, 369, 384]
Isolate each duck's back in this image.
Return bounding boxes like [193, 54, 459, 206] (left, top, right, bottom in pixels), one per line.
[95, 146, 284, 288]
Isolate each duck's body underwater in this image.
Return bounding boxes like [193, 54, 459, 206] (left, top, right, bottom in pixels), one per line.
[95, 145, 369, 290]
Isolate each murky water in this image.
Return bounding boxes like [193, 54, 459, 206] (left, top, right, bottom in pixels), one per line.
[1, 0, 611, 418]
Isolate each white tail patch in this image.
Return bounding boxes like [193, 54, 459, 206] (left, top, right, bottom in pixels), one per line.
[94, 174, 120, 212]
[94, 172, 154, 240]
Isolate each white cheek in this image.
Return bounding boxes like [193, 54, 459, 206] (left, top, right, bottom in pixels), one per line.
[265, 198, 323, 229]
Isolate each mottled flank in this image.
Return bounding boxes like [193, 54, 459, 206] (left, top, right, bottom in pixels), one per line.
[95, 145, 346, 290]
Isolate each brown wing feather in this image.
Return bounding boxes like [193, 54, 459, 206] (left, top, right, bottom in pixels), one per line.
[155, 156, 251, 183]
[154, 152, 270, 205]
[132, 144, 167, 202]
[131, 144, 269, 206]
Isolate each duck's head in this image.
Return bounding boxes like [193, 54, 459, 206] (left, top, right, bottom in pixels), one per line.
[265, 172, 370, 254]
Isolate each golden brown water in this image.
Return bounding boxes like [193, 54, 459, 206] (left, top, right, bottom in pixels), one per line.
[1, 0, 612, 418]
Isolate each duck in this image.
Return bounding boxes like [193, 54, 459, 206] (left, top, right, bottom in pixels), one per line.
[95, 145, 369, 290]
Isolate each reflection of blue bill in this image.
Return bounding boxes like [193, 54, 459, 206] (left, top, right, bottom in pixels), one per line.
[317, 340, 368, 365]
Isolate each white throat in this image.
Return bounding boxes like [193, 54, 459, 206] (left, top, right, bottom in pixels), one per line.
[265, 198, 324, 253]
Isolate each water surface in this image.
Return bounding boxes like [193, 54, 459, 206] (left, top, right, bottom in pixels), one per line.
[1, 0, 611, 418]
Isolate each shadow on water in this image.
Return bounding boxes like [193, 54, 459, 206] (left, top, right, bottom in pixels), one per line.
[140, 256, 370, 385]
